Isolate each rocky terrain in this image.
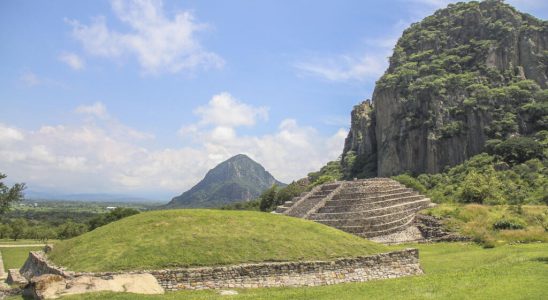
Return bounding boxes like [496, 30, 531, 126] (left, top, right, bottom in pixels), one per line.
[167, 154, 285, 208]
[342, 0, 547, 178]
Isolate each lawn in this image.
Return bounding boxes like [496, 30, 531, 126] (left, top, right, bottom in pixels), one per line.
[48, 209, 387, 272]
[54, 242, 548, 300]
[1, 246, 43, 270]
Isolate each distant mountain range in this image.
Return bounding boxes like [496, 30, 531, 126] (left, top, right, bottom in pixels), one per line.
[24, 191, 157, 203]
[166, 154, 285, 208]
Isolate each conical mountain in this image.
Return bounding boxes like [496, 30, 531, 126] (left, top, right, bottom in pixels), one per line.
[167, 154, 285, 208]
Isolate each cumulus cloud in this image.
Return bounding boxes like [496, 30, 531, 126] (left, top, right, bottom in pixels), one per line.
[0, 124, 24, 143]
[195, 92, 268, 127]
[58, 52, 85, 70]
[67, 0, 223, 74]
[0, 97, 346, 197]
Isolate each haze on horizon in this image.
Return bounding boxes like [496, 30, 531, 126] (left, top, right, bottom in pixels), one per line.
[1, 0, 546, 199]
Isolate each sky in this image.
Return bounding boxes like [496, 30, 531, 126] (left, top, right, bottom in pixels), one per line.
[1, 0, 546, 199]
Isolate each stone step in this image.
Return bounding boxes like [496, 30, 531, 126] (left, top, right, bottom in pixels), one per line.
[310, 199, 430, 220]
[312, 206, 426, 228]
[338, 184, 405, 193]
[335, 214, 415, 234]
[275, 206, 289, 213]
[325, 192, 419, 206]
[319, 195, 425, 213]
[333, 188, 413, 200]
[320, 183, 341, 190]
[357, 217, 416, 238]
[285, 195, 327, 218]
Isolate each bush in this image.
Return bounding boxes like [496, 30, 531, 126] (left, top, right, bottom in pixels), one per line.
[88, 207, 140, 230]
[392, 174, 427, 194]
[493, 136, 544, 164]
[258, 185, 279, 212]
[493, 218, 527, 230]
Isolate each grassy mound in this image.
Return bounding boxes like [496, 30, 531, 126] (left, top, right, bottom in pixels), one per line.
[48, 210, 387, 272]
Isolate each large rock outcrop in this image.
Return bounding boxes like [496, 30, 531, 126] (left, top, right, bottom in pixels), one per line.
[342, 0, 547, 178]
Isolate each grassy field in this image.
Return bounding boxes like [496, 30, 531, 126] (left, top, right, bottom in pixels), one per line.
[1, 246, 43, 270]
[49, 209, 387, 272]
[50, 242, 548, 300]
[425, 204, 548, 246]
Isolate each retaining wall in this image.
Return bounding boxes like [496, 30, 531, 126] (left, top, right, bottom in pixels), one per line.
[20, 249, 422, 292]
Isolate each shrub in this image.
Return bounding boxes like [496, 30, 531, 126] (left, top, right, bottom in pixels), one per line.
[493, 136, 544, 164]
[392, 174, 427, 194]
[493, 218, 527, 230]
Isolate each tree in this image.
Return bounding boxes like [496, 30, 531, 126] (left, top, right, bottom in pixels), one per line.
[259, 185, 279, 212]
[9, 218, 28, 241]
[88, 207, 140, 230]
[57, 220, 87, 239]
[493, 137, 544, 164]
[0, 173, 25, 214]
[0, 223, 12, 239]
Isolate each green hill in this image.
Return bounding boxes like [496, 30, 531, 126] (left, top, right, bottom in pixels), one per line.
[166, 154, 285, 208]
[48, 210, 387, 272]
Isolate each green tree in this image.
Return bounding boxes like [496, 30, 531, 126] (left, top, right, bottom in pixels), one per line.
[88, 207, 140, 230]
[0, 173, 25, 214]
[9, 218, 28, 241]
[0, 223, 12, 239]
[259, 185, 279, 212]
[57, 220, 88, 239]
[493, 137, 544, 164]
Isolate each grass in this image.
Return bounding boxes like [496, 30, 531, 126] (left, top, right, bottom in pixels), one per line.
[50, 242, 548, 300]
[424, 204, 548, 246]
[1, 246, 43, 270]
[48, 209, 387, 272]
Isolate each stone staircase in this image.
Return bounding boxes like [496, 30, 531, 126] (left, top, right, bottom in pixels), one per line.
[275, 178, 431, 239]
[276, 182, 342, 218]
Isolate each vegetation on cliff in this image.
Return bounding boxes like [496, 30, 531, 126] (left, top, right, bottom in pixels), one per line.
[342, 0, 547, 177]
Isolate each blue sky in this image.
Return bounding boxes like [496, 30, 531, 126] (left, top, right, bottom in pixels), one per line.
[1, 0, 546, 199]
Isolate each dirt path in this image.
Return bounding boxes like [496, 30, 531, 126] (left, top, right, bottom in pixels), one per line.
[0, 244, 46, 248]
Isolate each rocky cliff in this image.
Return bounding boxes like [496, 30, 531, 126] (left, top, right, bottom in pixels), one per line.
[342, 0, 547, 178]
[167, 154, 285, 208]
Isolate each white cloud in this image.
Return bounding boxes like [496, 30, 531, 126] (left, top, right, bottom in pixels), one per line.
[0, 124, 24, 143]
[294, 19, 408, 83]
[18, 71, 67, 88]
[295, 54, 387, 82]
[58, 52, 85, 70]
[194, 92, 268, 127]
[19, 72, 41, 87]
[75, 102, 108, 118]
[0, 96, 346, 197]
[68, 0, 223, 74]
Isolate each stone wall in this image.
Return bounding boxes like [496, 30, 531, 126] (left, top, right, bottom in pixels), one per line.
[19, 251, 73, 280]
[151, 249, 422, 291]
[19, 249, 422, 293]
